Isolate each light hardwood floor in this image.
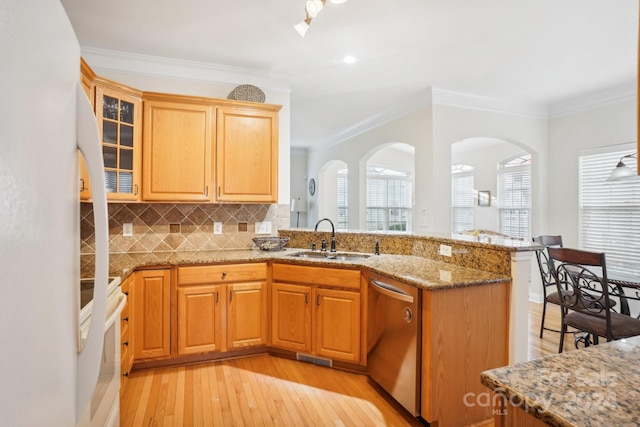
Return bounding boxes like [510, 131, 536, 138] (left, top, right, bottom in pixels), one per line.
[121, 301, 568, 427]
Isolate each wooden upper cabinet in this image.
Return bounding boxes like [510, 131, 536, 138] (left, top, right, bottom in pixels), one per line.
[95, 79, 142, 201]
[215, 105, 279, 203]
[78, 59, 95, 201]
[143, 97, 214, 201]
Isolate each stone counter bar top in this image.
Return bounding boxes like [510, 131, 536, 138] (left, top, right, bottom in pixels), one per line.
[81, 248, 509, 291]
[481, 336, 640, 426]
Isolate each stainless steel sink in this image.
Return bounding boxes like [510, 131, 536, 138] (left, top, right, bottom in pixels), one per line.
[289, 251, 371, 262]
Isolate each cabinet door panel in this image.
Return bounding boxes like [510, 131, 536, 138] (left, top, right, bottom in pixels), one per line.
[177, 285, 222, 355]
[271, 283, 311, 352]
[133, 269, 171, 360]
[143, 100, 213, 201]
[315, 288, 361, 363]
[216, 107, 278, 203]
[95, 85, 141, 201]
[227, 282, 268, 349]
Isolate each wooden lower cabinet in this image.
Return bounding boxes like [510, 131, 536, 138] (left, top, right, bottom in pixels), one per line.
[176, 263, 268, 356]
[271, 263, 362, 364]
[271, 282, 312, 352]
[315, 287, 361, 363]
[421, 281, 510, 426]
[227, 282, 268, 349]
[132, 269, 171, 360]
[177, 285, 223, 355]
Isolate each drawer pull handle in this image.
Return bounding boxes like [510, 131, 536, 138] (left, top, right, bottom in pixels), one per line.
[305, 292, 309, 304]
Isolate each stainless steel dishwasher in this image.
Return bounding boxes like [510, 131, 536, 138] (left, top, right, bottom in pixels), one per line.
[367, 272, 421, 416]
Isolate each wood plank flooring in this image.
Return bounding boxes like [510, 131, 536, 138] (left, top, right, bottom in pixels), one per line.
[121, 301, 569, 427]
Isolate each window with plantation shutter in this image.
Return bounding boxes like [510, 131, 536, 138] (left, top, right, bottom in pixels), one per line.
[337, 170, 348, 231]
[498, 154, 531, 240]
[579, 144, 640, 276]
[451, 165, 474, 233]
[366, 166, 412, 232]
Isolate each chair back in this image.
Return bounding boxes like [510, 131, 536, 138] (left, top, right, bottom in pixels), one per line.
[532, 235, 563, 293]
[547, 247, 614, 337]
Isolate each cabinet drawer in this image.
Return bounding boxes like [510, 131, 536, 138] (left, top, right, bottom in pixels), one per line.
[272, 264, 361, 290]
[178, 263, 267, 285]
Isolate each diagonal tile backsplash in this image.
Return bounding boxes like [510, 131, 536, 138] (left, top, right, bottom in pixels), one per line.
[81, 202, 290, 255]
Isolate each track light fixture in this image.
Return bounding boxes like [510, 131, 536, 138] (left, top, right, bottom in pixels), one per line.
[294, 0, 347, 37]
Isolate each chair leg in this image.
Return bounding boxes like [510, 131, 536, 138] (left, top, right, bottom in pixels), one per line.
[540, 299, 547, 338]
[559, 322, 566, 353]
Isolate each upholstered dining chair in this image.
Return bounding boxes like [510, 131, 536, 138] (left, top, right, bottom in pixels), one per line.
[548, 247, 640, 353]
[532, 235, 563, 338]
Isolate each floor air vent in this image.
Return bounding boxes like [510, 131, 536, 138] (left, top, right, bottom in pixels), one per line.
[296, 353, 333, 367]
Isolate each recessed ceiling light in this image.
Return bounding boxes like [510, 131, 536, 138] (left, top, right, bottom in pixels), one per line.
[343, 55, 357, 64]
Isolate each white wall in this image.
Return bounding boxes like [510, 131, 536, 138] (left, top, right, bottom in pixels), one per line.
[547, 98, 636, 247]
[290, 147, 308, 227]
[306, 105, 432, 229]
[304, 90, 549, 235]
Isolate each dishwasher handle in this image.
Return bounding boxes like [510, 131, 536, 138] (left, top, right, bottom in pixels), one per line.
[370, 279, 414, 303]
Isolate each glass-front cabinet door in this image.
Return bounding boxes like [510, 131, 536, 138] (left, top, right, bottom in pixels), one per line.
[95, 83, 142, 201]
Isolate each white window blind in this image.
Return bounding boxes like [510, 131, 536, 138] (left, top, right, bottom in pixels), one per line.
[579, 145, 640, 276]
[498, 154, 531, 240]
[337, 172, 348, 231]
[451, 165, 474, 233]
[366, 167, 412, 232]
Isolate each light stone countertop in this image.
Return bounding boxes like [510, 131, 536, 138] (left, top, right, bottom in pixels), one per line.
[82, 248, 510, 291]
[481, 336, 640, 426]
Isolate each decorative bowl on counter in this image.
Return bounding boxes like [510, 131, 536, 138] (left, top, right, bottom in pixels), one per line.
[252, 236, 290, 251]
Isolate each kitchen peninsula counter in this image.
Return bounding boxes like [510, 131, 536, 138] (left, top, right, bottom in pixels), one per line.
[81, 248, 509, 291]
[481, 336, 640, 426]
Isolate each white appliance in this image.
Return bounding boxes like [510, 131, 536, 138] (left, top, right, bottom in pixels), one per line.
[0, 1, 117, 426]
[80, 277, 126, 427]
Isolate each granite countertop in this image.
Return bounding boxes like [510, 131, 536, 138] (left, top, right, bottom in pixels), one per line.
[481, 336, 640, 426]
[82, 248, 509, 291]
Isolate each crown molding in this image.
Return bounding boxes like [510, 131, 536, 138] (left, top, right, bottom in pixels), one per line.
[548, 82, 636, 118]
[80, 47, 291, 92]
[431, 88, 549, 119]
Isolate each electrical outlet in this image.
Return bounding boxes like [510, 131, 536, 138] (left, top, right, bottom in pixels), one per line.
[123, 223, 133, 237]
[439, 244, 452, 257]
[213, 221, 223, 235]
[255, 221, 272, 235]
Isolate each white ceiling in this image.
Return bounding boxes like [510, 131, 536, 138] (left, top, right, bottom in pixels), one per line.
[60, 0, 638, 151]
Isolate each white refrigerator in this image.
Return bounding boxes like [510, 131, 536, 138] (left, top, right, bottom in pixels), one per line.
[0, 1, 112, 426]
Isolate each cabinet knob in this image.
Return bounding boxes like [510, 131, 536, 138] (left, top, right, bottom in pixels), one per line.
[123, 316, 129, 322]
[222, 272, 227, 278]
[79, 178, 85, 192]
[123, 372, 129, 378]
[123, 341, 129, 347]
